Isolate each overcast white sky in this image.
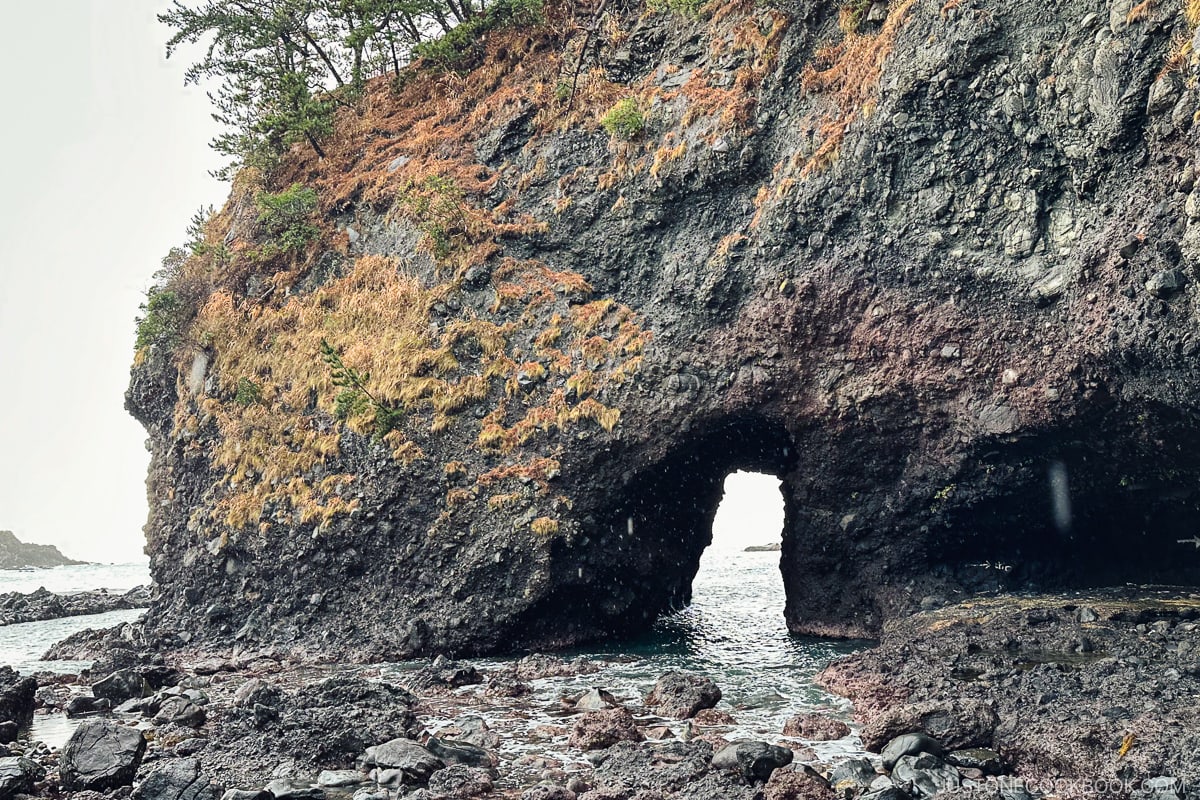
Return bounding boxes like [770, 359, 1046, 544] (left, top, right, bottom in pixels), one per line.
[0, 2, 225, 563]
[0, 3, 784, 565]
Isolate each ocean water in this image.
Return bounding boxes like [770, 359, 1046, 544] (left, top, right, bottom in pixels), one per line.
[0, 562, 150, 674]
[386, 545, 871, 767]
[0, 562, 150, 595]
[2, 550, 868, 764]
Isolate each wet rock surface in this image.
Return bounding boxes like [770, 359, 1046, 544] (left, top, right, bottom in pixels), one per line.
[0, 585, 150, 627]
[819, 589, 1200, 793]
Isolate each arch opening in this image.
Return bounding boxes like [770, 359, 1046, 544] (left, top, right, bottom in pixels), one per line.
[578, 415, 800, 642]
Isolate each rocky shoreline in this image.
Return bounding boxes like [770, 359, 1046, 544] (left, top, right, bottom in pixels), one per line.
[0, 586, 150, 628]
[0, 588, 1187, 799]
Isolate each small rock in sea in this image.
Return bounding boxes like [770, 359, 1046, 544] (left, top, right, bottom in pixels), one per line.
[574, 688, 621, 711]
[60, 719, 147, 792]
[425, 735, 497, 768]
[692, 708, 735, 726]
[0, 721, 18, 744]
[711, 740, 793, 783]
[132, 758, 222, 800]
[569, 708, 644, 751]
[426, 764, 494, 798]
[891, 753, 961, 798]
[782, 714, 850, 741]
[644, 725, 675, 741]
[880, 733, 944, 770]
[65, 695, 107, 717]
[644, 672, 722, 719]
[455, 716, 501, 749]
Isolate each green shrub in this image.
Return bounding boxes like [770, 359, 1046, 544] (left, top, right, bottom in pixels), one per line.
[601, 98, 645, 140]
[648, 0, 707, 17]
[135, 290, 186, 350]
[256, 183, 319, 252]
[414, 0, 544, 70]
[235, 377, 263, 406]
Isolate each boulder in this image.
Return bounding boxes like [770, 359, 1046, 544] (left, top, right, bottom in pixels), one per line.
[66, 695, 111, 717]
[763, 766, 837, 800]
[644, 672, 721, 719]
[0, 756, 44, 797]
[60, 719, 147, 791]
[360, 738, 442, 784]
[154, 696, 207, 728]
[880, 733, 945, 770]
[862, 700, 996, 752]
[0, 668, 35, 723]
[692, 708, 735, 726]
[219, 791, 271, 800]
[568, 708, 644, 751]
[946, 748, 1003, 775]
[93, 669, 149, 704]
[131, 758, 223, 800]
[891, 753, 961, 799]
[521, 785, 575, 800]
[425, 735, 496, 768]
[262, 779, 325, 798]
[427, 765, 495, 798]
[0, 722, 18, 745]
[574, 688, 621, 712]
[829, 758, 877, 792]
[711, 740, 793, 783]
[315, 770, 366, 788]
[782, 714, 850, 741]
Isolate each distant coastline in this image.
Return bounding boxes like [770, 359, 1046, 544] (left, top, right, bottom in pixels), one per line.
[0, 531, 84, 570]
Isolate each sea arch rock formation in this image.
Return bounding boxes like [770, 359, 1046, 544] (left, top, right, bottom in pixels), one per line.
[130, 0, 1200, 658]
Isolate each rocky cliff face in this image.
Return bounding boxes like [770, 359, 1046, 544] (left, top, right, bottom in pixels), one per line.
[130, 0, 1200, 659]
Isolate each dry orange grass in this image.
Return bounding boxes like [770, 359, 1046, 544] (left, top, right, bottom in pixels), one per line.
[799, 0, 916, 177]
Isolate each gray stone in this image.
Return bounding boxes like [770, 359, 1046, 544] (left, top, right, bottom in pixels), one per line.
[132, 758, 222, 800]
[387, 156, 411, 173]
[880, 733, 943, 770]
[644, 672, 721, 719]
[316, 770, 366, 788]
[521, 784, 575, 800]
[891, 753, 960, 798]
[360, 738, 442, 784]
[426, 764, 494, 797]
[1146, 269, 1187, 299]
[154, 696, 207, 728]
[574, 688, 620, 711]
[93, 669, 149, 704]
[264, 779, 325, 799]
[0, 756, 43, 797]
[425, 735, 496, 768]
[220, 791, 271, 800]
[711, 740, 793, 783]
[946, 747, 1003, 775]
[829, 757, 876, 790]
[60, 719, 147, 792]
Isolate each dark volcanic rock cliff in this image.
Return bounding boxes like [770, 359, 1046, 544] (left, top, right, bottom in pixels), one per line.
[131, 0, 1200, 659]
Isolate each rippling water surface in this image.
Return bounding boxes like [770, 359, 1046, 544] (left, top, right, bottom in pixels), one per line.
[387, 546, 872, 768]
